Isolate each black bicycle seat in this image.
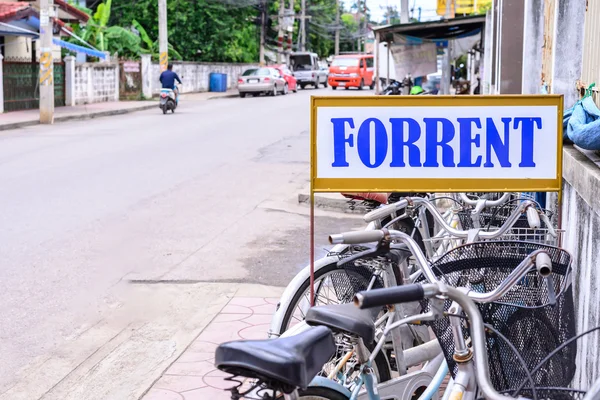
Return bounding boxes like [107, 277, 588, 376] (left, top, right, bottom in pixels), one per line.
[305, 303, 378, 343]
[215, 325, 335, 391]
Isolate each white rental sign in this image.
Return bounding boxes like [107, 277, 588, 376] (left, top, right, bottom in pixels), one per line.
[310, 96, 563, 192]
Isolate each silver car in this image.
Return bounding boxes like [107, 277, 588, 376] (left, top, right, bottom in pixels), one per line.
[237, 67, 287, 97]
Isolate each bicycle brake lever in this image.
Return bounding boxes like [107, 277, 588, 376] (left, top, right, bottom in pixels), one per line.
[545, 275, 557, 306]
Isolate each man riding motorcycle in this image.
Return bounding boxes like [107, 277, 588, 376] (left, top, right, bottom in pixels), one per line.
[159, 63, 182, 103]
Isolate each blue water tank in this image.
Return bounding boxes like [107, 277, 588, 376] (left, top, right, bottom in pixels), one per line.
[209, 73, 227, 92]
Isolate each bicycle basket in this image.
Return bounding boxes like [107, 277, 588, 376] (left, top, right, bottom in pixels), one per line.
[330, 253, 388, 304]
[418, 241, 575, 394]
[480, 388, 586, 400]
[458, 204, 554, 231]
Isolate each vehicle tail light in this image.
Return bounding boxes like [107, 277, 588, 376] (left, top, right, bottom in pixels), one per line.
[238, 78, 244, 83]
[161, 92, 167, 98]
[264, 77, 271, 82]
[312, 73, 315, 78]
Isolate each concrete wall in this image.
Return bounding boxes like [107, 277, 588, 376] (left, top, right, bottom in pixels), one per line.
[149, 62, 257, 95]
[561, 146, 600, 389]
[73, 62, 119, 105]
[521, 0, 544, 94]
[552, 0, 586, 108]
[496, 0, 525, 94]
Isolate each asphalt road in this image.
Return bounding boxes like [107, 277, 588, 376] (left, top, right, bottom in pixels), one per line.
[0, 87, 368, 393]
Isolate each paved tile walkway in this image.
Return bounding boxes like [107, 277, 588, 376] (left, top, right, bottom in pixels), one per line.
[142, 296, 279, 400]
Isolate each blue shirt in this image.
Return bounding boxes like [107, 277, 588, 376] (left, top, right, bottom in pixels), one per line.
[159, 70, 182, 89]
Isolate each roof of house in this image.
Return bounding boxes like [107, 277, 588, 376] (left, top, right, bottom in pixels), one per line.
[0, 2, 32, 22]
[373, 15, 485, 41]
[53, 0, 89, 22]
[0, 1, 73, 33]
[14, 0, 89, 23]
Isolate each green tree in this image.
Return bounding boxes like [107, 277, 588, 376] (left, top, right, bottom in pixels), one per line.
[132, 19, 182, 60]
[70, 0, 142, 57]
[381, 6, 400, 25]
[110, 0, 259, 63]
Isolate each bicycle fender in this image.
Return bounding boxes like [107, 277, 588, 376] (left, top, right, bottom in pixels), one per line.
[308, 376, 353, 398]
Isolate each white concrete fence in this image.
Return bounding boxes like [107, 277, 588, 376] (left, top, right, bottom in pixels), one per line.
[142, 54, 256, 96]
[64, 56, 120, 106]
[1, 55, 255, 109]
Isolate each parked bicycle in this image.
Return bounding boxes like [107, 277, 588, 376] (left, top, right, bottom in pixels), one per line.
[215, 230, 597, 399]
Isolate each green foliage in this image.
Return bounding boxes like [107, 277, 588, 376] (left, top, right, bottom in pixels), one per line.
[381, 6, 400, 25]
[131, 19, 182, 60]
[71, 0, 367, 63]
[110, 0, 258, 62]
[66, 0, 142, 58]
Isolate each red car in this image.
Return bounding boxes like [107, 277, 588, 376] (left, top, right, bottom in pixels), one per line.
[274, 65, 298, 93]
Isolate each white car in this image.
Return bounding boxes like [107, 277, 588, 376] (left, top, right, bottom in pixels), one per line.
[237, 67, 288, 97]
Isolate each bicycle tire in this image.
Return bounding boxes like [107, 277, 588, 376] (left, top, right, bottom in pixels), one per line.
[296, 387, 350, 399]
[277, 261, 392, 383]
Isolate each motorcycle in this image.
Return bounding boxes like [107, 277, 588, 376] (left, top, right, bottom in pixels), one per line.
[380, 78, 403, 95]
[159, 87, 177, 114]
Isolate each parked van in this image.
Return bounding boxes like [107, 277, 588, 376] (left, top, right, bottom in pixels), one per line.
[289, 52, 328, 89]
[328, 54, 375, 90]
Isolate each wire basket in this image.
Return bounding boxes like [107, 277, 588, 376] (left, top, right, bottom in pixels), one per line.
[331, 254, 387, 304]
[424, 227, 564, 249]
[482, 388, 587, 400]
[458, 204, 554, 231]
[499, 227, 564, 246]
[418, 241, 575, 394]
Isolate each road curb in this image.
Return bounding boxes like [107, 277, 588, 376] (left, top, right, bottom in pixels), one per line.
[208, 93, 238, 100]
[0, 104, 157, 132]
[297, 193, 371, 214]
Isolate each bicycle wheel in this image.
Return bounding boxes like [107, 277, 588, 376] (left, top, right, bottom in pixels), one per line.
[279, 260, 369, 333]
[278, 262, 392, 384]
[296, 387, 349, 399]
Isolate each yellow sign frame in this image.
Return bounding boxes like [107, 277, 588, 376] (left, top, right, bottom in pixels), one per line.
[310, 95, 564, 193]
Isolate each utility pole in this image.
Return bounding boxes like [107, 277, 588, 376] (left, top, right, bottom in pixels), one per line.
[400, 0, 409, 23]
[259, 0, 266, 65]
[158, 0, 168, 72]
[441, 0, 454, 94]
[356, 4, 361, 52]
[334, 0, 340, 55]
[363, 0, 367, 52]
[300, 0, 306, 51]
[277, 0, 284, 63]
[39, 0, 54, 124]
[288, 0, 294, 61]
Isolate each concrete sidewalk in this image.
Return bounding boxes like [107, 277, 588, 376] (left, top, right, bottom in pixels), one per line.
[142, 292, 282, 400]
[0, 283, 283, 400]
[0, 90, 237, 132]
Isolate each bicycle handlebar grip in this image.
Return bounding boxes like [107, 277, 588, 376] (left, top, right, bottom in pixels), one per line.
[526, 207, 541, 229]
[329, 230, 385, 245]
[535, 251, 552, 277]
[363, 199, 409, 223]
[354, 285, 425, 309]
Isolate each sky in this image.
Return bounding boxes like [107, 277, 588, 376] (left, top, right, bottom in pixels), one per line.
[366, 0, 440, 24]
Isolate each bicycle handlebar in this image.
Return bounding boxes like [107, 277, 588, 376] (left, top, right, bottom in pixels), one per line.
[330, 229, 438, 283]
[364, 199, 409, 223]
[459, 192, 511, 207]
[353, 284, 432, 308]
[333, 228, 552, 302]
[365, 197, 539, 240]
[536, 251, 552, 276]
[355, 283, 532, 400]
[328, 230, 385, 245]
[526, 207, 541, 229]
